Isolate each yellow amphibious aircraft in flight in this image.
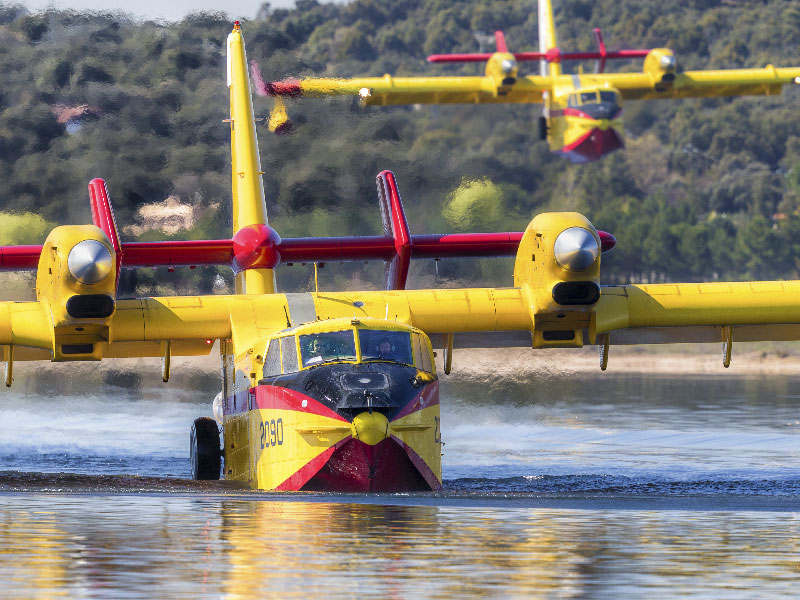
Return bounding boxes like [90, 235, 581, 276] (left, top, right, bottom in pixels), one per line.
[2, 23, 800, 491]
[259, 0, 800, 163]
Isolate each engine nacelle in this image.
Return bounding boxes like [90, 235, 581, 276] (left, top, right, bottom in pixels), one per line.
[36, 224, 117, 360]
[485, 52, 519, 93]
[643, 48, 677, 86]
[513, 213, 602, 348]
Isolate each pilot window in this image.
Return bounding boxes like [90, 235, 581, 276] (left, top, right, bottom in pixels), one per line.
[281, 336, 298, 373]
[580, 91, 598, 104]
[263, 340, 281, 378]
[412, 333, 434, 373]
[359, 329, 413, 366]
[599, 91, 617, 104]
[299, 330, 357, 367]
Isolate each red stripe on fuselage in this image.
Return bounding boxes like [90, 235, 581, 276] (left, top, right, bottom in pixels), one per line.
[224, 385, 347, 421]
[391, 380, 439, 421]
[274, 437, 351, 491]
[255, 385, 347, 421]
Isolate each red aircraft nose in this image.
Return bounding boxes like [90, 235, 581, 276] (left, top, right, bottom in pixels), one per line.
[560, 127, 624, 163]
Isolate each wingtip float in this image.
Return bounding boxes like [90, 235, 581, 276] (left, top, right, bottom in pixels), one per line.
[258, 0, 800, 164]
[0, 22, 798, 492]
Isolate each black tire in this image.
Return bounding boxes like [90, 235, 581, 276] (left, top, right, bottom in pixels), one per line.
[190, 417, 221, 480]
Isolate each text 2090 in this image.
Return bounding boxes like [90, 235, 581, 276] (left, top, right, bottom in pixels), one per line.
[260, 418, 284, 449]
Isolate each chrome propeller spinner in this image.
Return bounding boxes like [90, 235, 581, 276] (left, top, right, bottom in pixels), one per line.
[67, 240, 113, 284]
[553, 227, 599, 271]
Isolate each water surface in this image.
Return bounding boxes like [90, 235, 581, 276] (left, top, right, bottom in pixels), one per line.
[1, 370, 799, 597]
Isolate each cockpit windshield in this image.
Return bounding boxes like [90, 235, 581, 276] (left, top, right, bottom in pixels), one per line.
[567, 90, 619, 108]
[599, 90, 617, 104]
[359, 329, 413, 366]
[299, 330, 357, 366]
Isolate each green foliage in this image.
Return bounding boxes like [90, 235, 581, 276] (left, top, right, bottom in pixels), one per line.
[0, 0, 798, 288]
[0, 212, 56, 245]
[444, 178, 505, 231]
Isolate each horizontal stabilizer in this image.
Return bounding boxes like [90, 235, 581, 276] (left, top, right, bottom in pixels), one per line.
[428, 49, 652, 64]
[0, 173, 615, 289]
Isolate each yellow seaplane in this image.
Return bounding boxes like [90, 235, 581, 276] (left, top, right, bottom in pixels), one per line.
[259, 0, 800, 163]
[3, 23, 800, 492]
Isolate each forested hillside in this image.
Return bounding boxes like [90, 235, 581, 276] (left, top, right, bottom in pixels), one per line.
[0, 0, 799, 291]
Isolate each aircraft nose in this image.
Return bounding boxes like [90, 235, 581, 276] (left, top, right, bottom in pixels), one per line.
[553, 227, 599, 271]
[351, 411, 389, 445]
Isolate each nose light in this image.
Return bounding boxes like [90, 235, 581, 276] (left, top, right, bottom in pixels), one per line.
[553, 227, 599, 271]
[68, 239, 113, 284]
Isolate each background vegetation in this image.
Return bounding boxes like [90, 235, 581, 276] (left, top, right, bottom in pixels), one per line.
[0, 0, 799, 292]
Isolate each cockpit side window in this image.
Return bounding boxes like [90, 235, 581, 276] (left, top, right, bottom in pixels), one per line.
[359, 330, 413, 366]
[299, 330, 357, 367]
[599, 90, 617, 104]
[281, 336, 299, 374]
[412, 332, 434, 373]
[580, 91, 598, 104]
[263, 339, 281, 378]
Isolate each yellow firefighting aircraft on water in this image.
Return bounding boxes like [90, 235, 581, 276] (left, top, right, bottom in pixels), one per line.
[259, 0, 800, 163]
[2, 23, 800, 492]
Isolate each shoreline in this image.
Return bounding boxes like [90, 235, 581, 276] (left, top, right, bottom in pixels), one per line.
[4, 342, 800, 384]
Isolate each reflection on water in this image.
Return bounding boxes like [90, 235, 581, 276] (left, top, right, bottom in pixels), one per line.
[442, 374, 800, 485]
[1, 371, 800, 596]
[0, 496, 798, 599]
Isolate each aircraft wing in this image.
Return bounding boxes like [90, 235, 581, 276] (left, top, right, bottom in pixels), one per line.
[302, 281, 800, 350]
[5, 280, 800, 372]
[589, 67, 800, 100]
[0, 294, 291, 363]
[266, 75, 548, 105]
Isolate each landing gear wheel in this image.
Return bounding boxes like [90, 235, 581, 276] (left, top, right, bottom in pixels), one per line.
[190, 417, 221, 480]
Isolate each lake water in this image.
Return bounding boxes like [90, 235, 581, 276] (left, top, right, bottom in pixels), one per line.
[1, 367, 799, 597]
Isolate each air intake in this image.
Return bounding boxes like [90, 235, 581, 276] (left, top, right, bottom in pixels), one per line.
[552, 281, 600, 305]
[66, 294, 115, 319]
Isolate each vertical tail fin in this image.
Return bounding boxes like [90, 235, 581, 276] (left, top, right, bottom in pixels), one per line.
[227, 21, 275, 294]
[376, 171, 412, 291]
[494, 30, 508, 53]
[538, 0, 560, 76]
[88, 178, 122, 293]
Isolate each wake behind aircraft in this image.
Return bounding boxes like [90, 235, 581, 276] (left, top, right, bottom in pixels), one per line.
[259, 0, 800, 163]
[2, 23, 800, 491]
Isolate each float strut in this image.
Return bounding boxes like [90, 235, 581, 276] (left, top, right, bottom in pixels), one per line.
[722, 326, 732, 368]
[599, 333, 609, 371]
[4, 344, 12, 387]
[443, 333, 454, 375]
[162, 340, 172, 383]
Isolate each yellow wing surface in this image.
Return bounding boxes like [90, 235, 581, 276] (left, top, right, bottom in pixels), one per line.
[5, 280, 800, 361]
[291, 75, 547, 105]
[286, 65, 800, 106]
[589, 67, 800, 100]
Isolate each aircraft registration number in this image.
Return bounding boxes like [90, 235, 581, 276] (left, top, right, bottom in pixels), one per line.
[259, 418, 284, 449]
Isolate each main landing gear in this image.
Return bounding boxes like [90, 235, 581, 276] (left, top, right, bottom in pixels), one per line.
[190, 417, 221, 480]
